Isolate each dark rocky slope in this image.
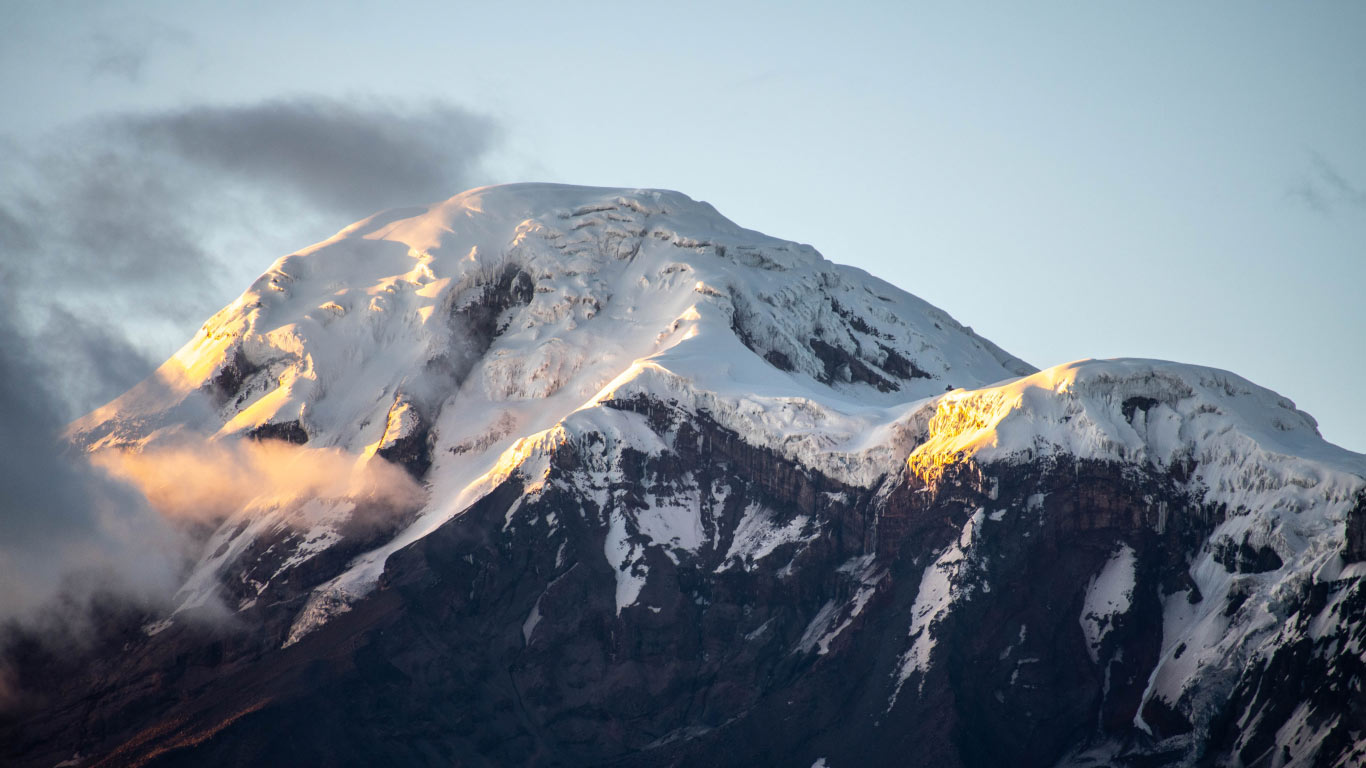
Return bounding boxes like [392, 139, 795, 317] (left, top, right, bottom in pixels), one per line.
[5, 395, 1363, 767]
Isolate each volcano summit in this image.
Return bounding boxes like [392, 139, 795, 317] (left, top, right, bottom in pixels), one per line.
[5, 184, 1364, 767]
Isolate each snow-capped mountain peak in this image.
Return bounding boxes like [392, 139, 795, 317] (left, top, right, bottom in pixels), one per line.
[73, 183, 1033, 619]
[21, 184, 1364, 768]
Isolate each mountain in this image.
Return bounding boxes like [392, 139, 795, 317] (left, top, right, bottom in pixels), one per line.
[4, 183, 1364, 767]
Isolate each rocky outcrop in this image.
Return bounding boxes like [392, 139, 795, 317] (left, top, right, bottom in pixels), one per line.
[10, 395, 1356, 768]
[248, 419, 309, 444]
[808, 337, 898, 392]
[1202, 575, 1366, 767]
[1345, 489, 1366, 563]
[453, 264, 535, 347]
[208, 346, 263, 405]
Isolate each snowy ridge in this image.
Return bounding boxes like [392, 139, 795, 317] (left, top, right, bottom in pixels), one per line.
[71, 183, 1027, 636]
[73, 183, 1028, 453]
[905, 358, 1366, 522]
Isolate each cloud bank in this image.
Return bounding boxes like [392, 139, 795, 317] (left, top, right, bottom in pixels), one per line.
[116, 99, 498, 219]
[0, 97, 498, 632]
[0, 280, 181, 626]
[93, 440, 424, 525]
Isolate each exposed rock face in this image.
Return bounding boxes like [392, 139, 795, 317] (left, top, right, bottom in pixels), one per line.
[3, 184, 1362, 767]
[5, 397, 1363, 767]
[248, 419, 309, 444]
[1346, 491, 1366, 563]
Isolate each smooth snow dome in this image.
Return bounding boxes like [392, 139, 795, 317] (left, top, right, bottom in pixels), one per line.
[906, 358, 1366, 520]
[75, 183, 1028, 450]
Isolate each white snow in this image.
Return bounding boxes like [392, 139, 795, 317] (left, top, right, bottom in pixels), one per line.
[795, 554, 884, 656]
[522, 596, 543, 644]
[1122, 499, 1363, 747]
[720, 503, 813, 572]
[636, 488, 706, 563]
[903, 359, 1366, 526]
[1078, 544, 1137, 663]
[605, 508, 648, 615]
[796, 600, 841, 655]
[890, 509, 985, 708]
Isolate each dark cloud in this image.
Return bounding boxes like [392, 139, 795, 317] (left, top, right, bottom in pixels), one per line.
[117, 99, 500, 219]
[1288, 151, 1366, 215]
[33, 308, 158, 418]
[0, 98, 501, 628]
[0, 97, 500, 413]
[1, 142, 223, 323]
[0, 281, 181, 628]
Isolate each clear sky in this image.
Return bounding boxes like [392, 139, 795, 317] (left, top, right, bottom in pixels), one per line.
[2, 1, 1363, 451]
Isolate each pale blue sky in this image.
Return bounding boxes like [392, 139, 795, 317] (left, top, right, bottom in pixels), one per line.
[3, 1, 1363, 450]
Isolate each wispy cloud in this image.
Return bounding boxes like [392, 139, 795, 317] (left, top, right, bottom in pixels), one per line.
[1287, 150, 1366, 215]
[86, 19, 191, 83]
[94, 440, 423, 525]
[115, 99, 499, 218]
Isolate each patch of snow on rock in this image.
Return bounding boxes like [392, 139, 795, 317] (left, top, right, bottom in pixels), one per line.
[1079, 544, 1137, 663]
[890, 509, 986, 707]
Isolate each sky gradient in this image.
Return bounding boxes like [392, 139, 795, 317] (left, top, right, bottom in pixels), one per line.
[2, 0, 1363, 450]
